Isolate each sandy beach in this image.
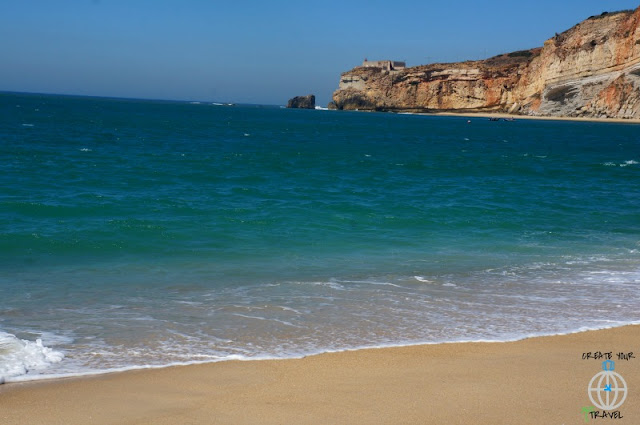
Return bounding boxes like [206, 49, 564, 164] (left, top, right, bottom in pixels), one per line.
[1, 325, 638, 424]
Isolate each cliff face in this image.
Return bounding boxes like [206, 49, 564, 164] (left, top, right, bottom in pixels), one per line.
[332, 8, 640, 119]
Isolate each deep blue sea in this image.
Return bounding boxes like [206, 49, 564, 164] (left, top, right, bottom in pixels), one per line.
[1, 92, 639, 382]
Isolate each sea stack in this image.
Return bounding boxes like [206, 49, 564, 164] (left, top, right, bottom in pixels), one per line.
[287, 95, 315, 109]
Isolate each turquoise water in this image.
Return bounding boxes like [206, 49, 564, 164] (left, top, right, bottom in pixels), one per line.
[1, 92, 639, 381]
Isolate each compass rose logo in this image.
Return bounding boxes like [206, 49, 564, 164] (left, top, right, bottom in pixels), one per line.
[588, 360, 628, 410]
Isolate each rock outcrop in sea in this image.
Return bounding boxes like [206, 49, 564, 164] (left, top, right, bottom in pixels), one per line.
[287, 95, 316, 109]
[332, 8, 640, 119]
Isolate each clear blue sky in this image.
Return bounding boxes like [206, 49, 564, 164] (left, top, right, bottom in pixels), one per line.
[2, 0, 639, 106]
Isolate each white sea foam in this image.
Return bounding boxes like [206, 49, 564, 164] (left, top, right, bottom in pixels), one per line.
[3, 354, 285, 383]
[0, 332, 64, 383]
[9, 321, 640, 385]
[231, 313, 299, 328]
[414, 276, 434, 283]
[277, 306, 303, 314]
[604, 160, 638, 167]
[299, 280, 345, 290]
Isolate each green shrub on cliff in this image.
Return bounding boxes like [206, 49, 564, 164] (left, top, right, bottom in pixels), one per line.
[508, 50, 534, 58]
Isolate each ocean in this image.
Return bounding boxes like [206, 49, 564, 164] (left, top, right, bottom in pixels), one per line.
[1, 92, 639, 382]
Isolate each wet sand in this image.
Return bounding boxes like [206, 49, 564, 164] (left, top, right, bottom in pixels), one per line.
[1, 325, 638, 424]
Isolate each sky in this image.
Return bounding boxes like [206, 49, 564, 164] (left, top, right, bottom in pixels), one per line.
[2, 1, 640, 106]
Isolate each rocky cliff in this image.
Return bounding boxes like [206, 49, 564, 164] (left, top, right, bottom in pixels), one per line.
[332, 8, 640, 119]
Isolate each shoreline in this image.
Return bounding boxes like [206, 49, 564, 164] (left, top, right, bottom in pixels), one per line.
[345, 107, 640, 124]
[5, 323, 639, 385]
[427, 110, 640, 124]
[2, 325, 638, 424]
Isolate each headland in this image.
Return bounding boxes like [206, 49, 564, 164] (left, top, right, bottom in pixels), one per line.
[332, 7, 640, 121]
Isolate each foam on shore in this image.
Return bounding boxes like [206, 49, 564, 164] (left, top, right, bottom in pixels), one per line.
[4, 320, 640, 384]
[0, 332, 64, 383]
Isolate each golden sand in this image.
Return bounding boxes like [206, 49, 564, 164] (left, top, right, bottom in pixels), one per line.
[1, 325, 638, 424]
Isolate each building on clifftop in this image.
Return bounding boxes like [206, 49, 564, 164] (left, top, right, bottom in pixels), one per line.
[361, 59, 406, 71]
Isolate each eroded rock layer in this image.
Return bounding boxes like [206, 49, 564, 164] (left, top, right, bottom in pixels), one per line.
[332, 8, 640, 119]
